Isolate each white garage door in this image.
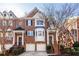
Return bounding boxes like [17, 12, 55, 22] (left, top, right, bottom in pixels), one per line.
[26, 44, 35, 51]
[37, 43, 46, 51]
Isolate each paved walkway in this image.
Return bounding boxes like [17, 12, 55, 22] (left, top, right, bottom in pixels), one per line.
[19, 52, 48, 56]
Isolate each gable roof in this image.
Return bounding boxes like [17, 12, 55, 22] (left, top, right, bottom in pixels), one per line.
[9, 10, 17, 18]
[26, 7, 40, 17]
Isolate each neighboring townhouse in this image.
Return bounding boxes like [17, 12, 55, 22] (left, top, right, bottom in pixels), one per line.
[0, 8, 59, 54]
[64, 16, 78, 42]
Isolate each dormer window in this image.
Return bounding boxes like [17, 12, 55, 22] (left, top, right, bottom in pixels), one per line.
[4, 14, 6, 17]
[10, 14, 12, 16]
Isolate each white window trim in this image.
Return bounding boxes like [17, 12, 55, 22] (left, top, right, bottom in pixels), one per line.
[35, 19, 45, 27]
[28, 20, 32, 26]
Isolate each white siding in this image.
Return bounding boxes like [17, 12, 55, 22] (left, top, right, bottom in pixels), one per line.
[37, 43, 46, 51]
[26, 44, 35, 51]
[35, 28, 45, 41]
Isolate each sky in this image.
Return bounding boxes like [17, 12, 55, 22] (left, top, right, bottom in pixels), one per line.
[0, 3, 78, 17]
[0, 3, 62, 17]
[0, 3, 44, 17]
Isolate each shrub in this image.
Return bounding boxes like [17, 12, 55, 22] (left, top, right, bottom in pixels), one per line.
[71, 51, 79, 56]
[73, 41, 79, 47]
[71, 48, 75, 52]
[9, 47, 25, 56]
[60, 45, 65, 54]
[46, 45, 52, 53]
[74, 47, 79, 51]
[64, 48, 71, 54]
[0, 54, 5, 56]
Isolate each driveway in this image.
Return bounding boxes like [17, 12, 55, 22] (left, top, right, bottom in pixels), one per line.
[19, 52, 48, 56]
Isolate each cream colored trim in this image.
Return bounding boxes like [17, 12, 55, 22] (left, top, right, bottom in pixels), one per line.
[22, 32, 24, 45]
[13, 31, 25, 45]
[13, 32, 15, 45]
[17, 35, 22, 46]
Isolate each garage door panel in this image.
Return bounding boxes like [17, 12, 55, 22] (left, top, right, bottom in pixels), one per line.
[37, 44, 46, 51]
[26, 44, 35, 51]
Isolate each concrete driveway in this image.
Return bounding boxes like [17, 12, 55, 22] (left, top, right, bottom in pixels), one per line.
[19, 52, 48, 56]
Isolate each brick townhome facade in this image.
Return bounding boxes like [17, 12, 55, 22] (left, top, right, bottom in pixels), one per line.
[0, 8, 59, 54]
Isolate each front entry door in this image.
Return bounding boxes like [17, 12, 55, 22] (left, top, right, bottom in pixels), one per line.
[49, 35, 54, 53]
[49, 36, 52, 45]
[18, 37, 22, 46]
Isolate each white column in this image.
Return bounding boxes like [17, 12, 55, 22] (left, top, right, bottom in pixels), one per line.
[22, 32, 24, 45]
[17, 35, 19, 46]
[13, 31, 15, 45]
[56, 30, 58, 44]
[77, 29, 78, 41]
[47, 29, 49, 45]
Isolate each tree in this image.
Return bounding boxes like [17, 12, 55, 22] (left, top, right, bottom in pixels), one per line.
[41, 3, 79, 47]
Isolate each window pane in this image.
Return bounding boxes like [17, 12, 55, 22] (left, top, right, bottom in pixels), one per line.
[38, 31, 43, 36]
[10, 14, 12, 16]
[0, 32, 3, 37]
[28, 20, 32, 26]
[27, 31, 33, 36]
[37, 20, 43, 25]
[4, 14, 6, 17]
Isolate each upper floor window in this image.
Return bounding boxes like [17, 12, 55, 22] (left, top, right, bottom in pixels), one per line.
[27, 20, 32, 26]
[3, 20, 7, 26]
[0, 32, 3, 37]
[37, 31, 44, 36]
[0, 21, 2, 26]
[4, 14, 6, 17]
[16, 24, 20, 28]
[10, 14, 12, 16]
[27, 31, 33, 36]
[37, 20, 43, 25]
[8, 21, 13, 26]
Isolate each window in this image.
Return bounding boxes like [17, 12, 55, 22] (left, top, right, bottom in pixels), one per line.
[8, 21, 13, 26]
[10, 14, 12, 16]
[3, 21, 7, 26]
[0, 32, 3, 37]
[71, 29, 77, 41]
[36, 31, 44, 37]
[4, 14, 6, 17]
[27, 31, 33, 36]
[27, 20, 32, 26]
[5, 32, 13, 40]
[16, 24, 20, 28]
[0, 21, 2, 26]
[38, 31, 42, 36]
[37, 20, 43, 25]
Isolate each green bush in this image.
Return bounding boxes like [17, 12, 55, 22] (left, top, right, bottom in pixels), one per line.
[9, 47, 25, 56]
[74, 47, 79, 51]
[46, 45, 52, 53]
[64, 48, 71, 54]
[71, 51, 79, 56]
[60, 45, 65, 54]
[73, 42, 79, 47]
[0, 54, 5, 56]
[71, 48, 75, 52]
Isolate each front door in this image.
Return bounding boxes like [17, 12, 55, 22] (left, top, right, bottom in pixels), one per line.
[49, 35, 54, 53]
[49, 36, 52, 45]
[18, 37, 22, 46]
